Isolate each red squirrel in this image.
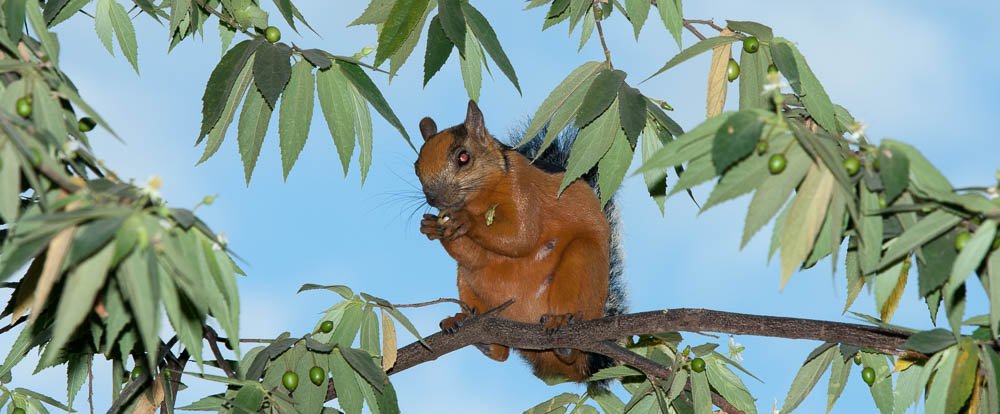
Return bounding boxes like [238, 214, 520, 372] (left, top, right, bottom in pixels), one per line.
[414, 100, 626, 385]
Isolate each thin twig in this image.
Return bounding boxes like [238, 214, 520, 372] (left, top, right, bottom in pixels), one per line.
[204, 326, 236, 379]
[191, 0, 252, 37]
[682, 21, 707, 41]
[0, 315, 27, 335]
[88, 355, 94, 414]
[591, 0, 613, 68]
[393, 298, 466, 309]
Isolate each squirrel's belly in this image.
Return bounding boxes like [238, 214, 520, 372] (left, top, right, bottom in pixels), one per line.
[462, 246, 561, 322]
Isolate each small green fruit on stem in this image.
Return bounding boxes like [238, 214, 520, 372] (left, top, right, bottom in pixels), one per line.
[727, 58, 740, 82]
[282, 370, 299, 391]
[265, 26, 281, 43]
[768, 154, 787, 174]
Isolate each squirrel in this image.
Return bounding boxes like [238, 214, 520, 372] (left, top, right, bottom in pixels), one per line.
[414, 100, 626, 388]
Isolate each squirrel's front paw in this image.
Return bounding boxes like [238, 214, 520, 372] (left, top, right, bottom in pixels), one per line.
[437, 209, 471, 240]
[420, 214, 445, 240]
[539, 313, 579, 335]
[439, 312, 472, 334]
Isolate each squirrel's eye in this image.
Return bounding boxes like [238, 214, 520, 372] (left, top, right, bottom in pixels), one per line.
[457, 150, 470, 166]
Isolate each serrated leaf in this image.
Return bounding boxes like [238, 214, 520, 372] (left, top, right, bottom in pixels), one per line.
[947, 220, 996, 301]
[691, 370, 711, 414]
[703, 132, 784, 212]
[779, 163, 834, 288]
[656, 0, 682, 49]
[337, 60, 412, 148]
[317, 66, 358, 176]
[618, 83, 646, 145]
[278, 61, 316, 179]
[375, 0, 432, 66]
[200, 39, 262, 142]
[253, 43, 293, 109]
[25, 0, 57, 64]
[30, 223, 75, 323]
[117, 250, 160, 371]
[640, 123, 668, 213]
[705, 358, 757, 414]
[575, 68, 625, 128]
[108, 0, 139, 72]
[706, 32, 732, 118]
[199, 54, 256, 164]
[738, 46, 769, 110]
[560, 100, 619, 193]
[624, 0, 650, 39]
[891, 362, 923, 414]
[5, 0, 28, 44]
[525, 393, 577, 414]
[946, 341, 978, 414]
[859, 183, 883, 275]
[388, 0, 434, 77]
[31, 78, 68, 144]
[349, 82, 374, 183]
[437, 0, 465, 52]
[636, 112, 731, 175]
[329, 349, 363, 414]
[878, 148, 909, 204]
[463, 3, 520, 92]
[597, 127, 632, 206]
[874, 259, 906, 322]
[520, 61, 603, 145]
[423, 15, 454, 85]
[646, 36, 739, 80]
[459, 28, 483, 101]
[711, 110, 762, 174]
[880, 209, 961, 269]
[726, 20, 773, 40]
[42, 246, 113, 367]
[66, 353, 89, 409]
[781, 344, 836, 413]
[989, 250, 1000, 336]
[380, 309, 397, 371]
[739, 142, 807, 247]
[826, 355, 851, 413]
[236, 86, 273, 184]
[860, 352, 893, 414]
[351, 0, 395, 26]
[0, 143, 20, 223]
[341, 347, 387, 392]
[770, 38, 837, 133]
[301, 49, 333, 69]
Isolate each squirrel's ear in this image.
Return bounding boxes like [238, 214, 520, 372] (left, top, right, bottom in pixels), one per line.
[419, 117, 438, 141]
[464, 100, 486, 138]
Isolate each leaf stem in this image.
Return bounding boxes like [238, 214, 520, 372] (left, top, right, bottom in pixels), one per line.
[591, 1, 613, 69]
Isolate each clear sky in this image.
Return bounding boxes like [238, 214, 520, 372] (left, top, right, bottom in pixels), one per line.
[2, 1, 999, 413]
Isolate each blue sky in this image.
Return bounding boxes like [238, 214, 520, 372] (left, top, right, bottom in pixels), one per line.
[2, 1, 999, 413]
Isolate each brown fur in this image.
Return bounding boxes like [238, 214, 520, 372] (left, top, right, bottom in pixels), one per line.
[415, 101, 610, 382]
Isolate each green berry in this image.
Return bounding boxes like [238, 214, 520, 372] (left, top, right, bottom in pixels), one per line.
[872, 157, 880, 171]
[843, 157, 861, 176]
[767, 63, 778, 75]
[756, 140, 768, 155]
[955, 232, 971, 251]
[691, 357, 706, 373]
[16, 97, 32, 117]
[131, 365, 143, 380]
[202, 195, 216, 205]
[878, 194, 888, 209]
[309, 366, 325, 385]
[853, 354, 861, 365]
[282, 370, 299, 392]
[78, 117, 96, 132]
[264, 26, 281, 43]
[768, 154, 787, 174]
[12, 408, 25, 414]
[320, 320, 334, 333]
[743, 36, 760, 54]
[726, 58, 740, 82]
[861, 367, 875, 386]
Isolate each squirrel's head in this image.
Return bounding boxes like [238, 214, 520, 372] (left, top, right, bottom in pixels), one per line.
[414, 100, 508, 210]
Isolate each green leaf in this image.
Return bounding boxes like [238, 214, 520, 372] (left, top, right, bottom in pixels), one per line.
[31, 78, 68, 144]
[624, 0, 651, 39]
[726, 20, 773, 40]
[199, 54, 256, 164]
[575, 68, 625, 128]
[946, 220, 996, 300]
[779, 163, 834, 288]
[656, 0, 682, 49]
[879, 209, 961, 269]
[711, 110, 763, 174]
[351, 0, 395, 26]
[636, 112, 731, 176]
[317, 66, 358, 176]
[14, 388, 73, 411]
[332, 302, 364, 346]
[349, 82, 374, 183]
[388, 0, 434, 77]
[618, 83, 646, 145]
[298, 283, 354, 299]
[883, 139, 952, 197]
[330, 349, 364, 414]
[42, 246, 113, 367]
[946, 341, 977, 414]
[278, 61, 316, 179]
[873, 260, 906, 322]
[236, 86, 273, 184]
[705, 357, 757, 414]
[597, 127, 633, 206]
[341, 347, 387, 392]
[770, 38, 837, 133]
[640, 123, 668, 213]
[691, 370, 711, 414]
[66, 353, 89, 410]
[253, 42, 293, 109]
[459, 28, 483, 102]
[780, 344, 836, 413]
[646, 36, 739, 80]
[989, 250, 1000, 336]
[5, 0, 27, 44]
[738, 46, 770, 110]
[520, 61, 603, 145]
[826, 355, 851, 413]
[116, 250, 161, 371]
[271, 0, 299, 31]
[220, 23, 236, 53]
[859, 183, 883, 275]
[200, 39, 262, 142]
[336, 60, 412, 148]
[375, 0, 432, 67]
[159, 259, 204, 368]
[705, 132, 792, 213]
[108, 0, 139, 72]
[63, 216, 126, 269]
[877, 147, 909, 204]
[0, 143, 20, 223]
[25, 0, 58, 65]
[301, 49, 333, 70]
[891, 362, 923, 414]
[437, 0, 466, 52]
[423, 15, 454, 85]
[561, 100, 619, 193]
[525, 393, 577, 414]
[462, 2, 520, 93]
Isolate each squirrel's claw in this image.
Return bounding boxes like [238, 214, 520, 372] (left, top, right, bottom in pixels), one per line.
[440, 312, 472, 334]
[540, 313, 575, 335]
[420, 214, 444, 240]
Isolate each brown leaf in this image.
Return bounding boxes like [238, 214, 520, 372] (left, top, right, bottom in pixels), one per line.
[380, 308, 397, 372]
[29, 224, 77, 323]
[879, 258, 909, 322]
[779, 162, 834, 289]
[9, 257, 43, 323]
[706, 28, 735, 118]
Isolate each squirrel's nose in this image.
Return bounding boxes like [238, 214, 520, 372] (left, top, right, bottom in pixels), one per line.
[425, 193, 439, 207]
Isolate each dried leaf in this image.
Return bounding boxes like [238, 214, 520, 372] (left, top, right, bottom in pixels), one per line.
[779, 162, 834, 288]
[380, 309, 397, 371]
[30, 225, 76, 323]
[706, 28, 734, 118]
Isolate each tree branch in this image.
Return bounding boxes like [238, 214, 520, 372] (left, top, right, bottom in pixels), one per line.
[204, 326, 236, 379]
[592, 0, 613, 68]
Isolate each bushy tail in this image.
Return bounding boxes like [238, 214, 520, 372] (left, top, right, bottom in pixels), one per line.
[505, 126, 627, 390]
